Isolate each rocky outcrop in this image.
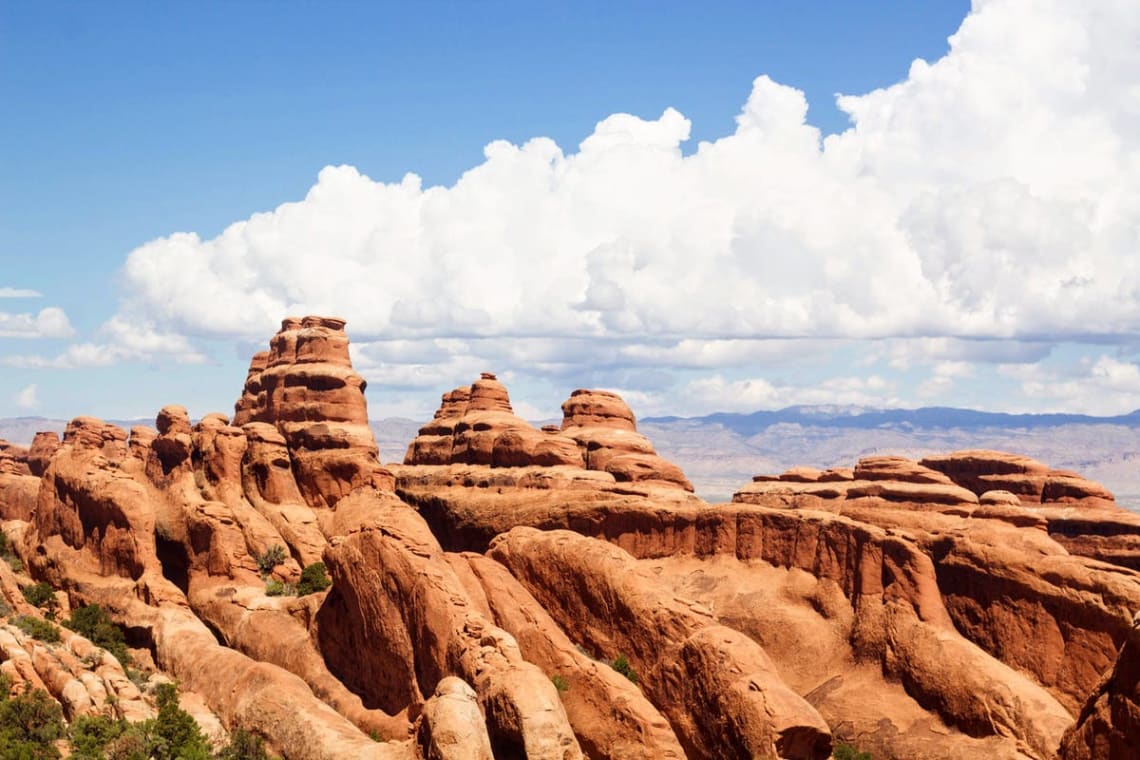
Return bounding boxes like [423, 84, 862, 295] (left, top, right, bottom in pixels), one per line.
[490, 527, 832, 760]
[560, 389, 692, 490]
[9, 317, 1140, 760]
[0, 440, 30, 476]
[404, 382, 692, 491]
[1059, 612, 1140, 760]
[234, 316, 391, 508]
[920, 450, 1116, 507]
[319, 493, 583, 759]
[405, 374, 583, 468]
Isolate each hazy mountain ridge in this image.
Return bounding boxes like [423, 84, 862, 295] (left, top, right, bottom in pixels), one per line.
[644, 406, 1140, 435]
[640, 411, 1140, 509]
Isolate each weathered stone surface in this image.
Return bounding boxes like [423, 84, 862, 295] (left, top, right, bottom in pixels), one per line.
[560, 389, 637, 431]
[853, 456, 954, 485]
[0, 441, 31, 479]
[489, 527, 832, 760]
[233, 317, 392, 508]
[921, 450, 1116, 507]
[415, 677, 494, 760]
[1060, 612, 1140, 760]
[320, 493, 583, 759]
[462, 552, 685, 759]
[405, 375, 583, 469]
[11, 316, 1140, 760]
[27, 432, 60, 477]
[560, 391, 693, 491]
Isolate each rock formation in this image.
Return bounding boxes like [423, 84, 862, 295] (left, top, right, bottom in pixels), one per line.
[2, 316, 1140, 759]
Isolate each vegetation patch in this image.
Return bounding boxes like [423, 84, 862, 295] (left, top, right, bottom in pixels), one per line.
[610, 653, 638, 684]
[0, 673, 65, 759]
[264, 579, 294, 597]
[256, 544, 287, 576]
[296, 562, 332, 595]
[833, 742, 872, 760]
[550, 674, 569, 692]
[64, 604, 131, 666]
[13, 614, 61, 643]
[21, 581, 56, 610]
[0, 532, 22, 573]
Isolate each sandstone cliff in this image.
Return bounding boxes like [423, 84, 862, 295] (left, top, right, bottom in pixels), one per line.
[1, 316, 1138, 759]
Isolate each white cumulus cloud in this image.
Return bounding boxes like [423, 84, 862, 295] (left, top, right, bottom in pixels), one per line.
[0, 307, 75, 339]
[0, 287, 42, 298]
[51, 0, 1140, 413]
[14, 384, 38, 410]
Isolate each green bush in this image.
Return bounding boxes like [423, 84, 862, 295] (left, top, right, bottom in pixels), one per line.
[69, 713, 130, 758]
[64, 604, 131, 666]
[144, 682, 212, 760]
[21, 582, 56, 610]
[13, 614, 61, 643]
[833, 742, 872, 760]
[264, 579, 291, 597]
[216, 728, 273, 760]
[550, 674, 569, 692]
[255, 545, 287, 575]
[0, 683, 65, 759]
[610, 653, 638, 684]
[296, 562, 331, 595]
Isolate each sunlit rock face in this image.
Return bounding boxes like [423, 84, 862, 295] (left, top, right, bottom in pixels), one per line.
[3, 315, 1140, 760]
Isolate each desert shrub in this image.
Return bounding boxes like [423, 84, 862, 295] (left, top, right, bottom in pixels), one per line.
[64, 604, 130, 666]
[264, 579, 292, 597]
[126, 667, 150, 689]
[0, 533, 21, 573]
[833, 742, 872, 760]
[0, 684, 65, 759]
[296, 562, 331, 595]
[13, 614, 60, 643]
[550, 674, 569, 692]
[255, 545, 287, 575]
[610, 654, 638, 684]
[142, 682, 211, 760]
[69, 713, 131, 758]
[216, 728, 273, 760]
[21, 582, 56, 609]
[104, 731, 148, 760]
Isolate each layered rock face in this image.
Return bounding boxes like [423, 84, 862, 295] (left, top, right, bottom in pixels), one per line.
[234, 316, 392, 508]
[404, 374, 583, 468]
[4, 316, 1140, 759]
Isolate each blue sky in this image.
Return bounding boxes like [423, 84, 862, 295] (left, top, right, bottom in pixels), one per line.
[4, 1, 1140, 423]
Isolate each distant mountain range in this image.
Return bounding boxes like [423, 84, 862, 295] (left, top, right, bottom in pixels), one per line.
[6, 406, 1140, 510]
[644, 406, 1140, 436]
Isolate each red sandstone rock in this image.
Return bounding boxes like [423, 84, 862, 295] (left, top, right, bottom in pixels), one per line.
[11, 316, 1140, 760]
[921, 449, 1117, 507]
[1060, 612, 1140, 760]
[853, 456, 953, 485]
[234, 317, 392, 508]
[462, 552, 685, 759]
[560, 390, 693, 491]
[27, 432, 59, 477]
[779, 466, 824, 483]
[489, 527, 832, 760]
[405, 375, 583, 469]
[560, 389, 636, 431]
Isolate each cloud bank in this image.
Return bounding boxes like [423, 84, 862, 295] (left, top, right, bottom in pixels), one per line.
[32, 0, 1140, 415]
